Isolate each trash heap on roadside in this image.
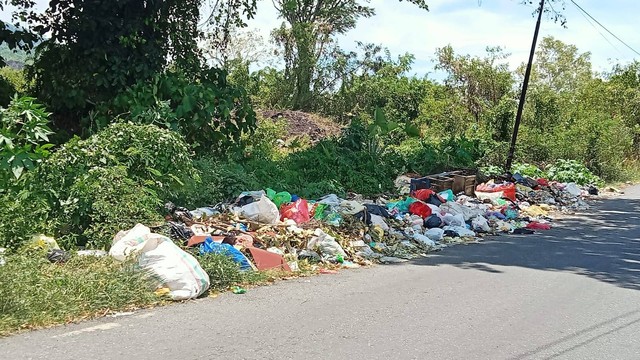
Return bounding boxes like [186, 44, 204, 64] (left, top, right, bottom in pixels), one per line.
[1, 170, 602, 300]
[160, 171, 599, 272]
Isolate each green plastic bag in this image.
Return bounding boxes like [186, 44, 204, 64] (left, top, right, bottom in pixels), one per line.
[265, 188, 292, 208]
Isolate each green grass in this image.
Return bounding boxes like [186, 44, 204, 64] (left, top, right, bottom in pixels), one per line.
[0, 253, 161, 337]
[0, 250, 315, 337]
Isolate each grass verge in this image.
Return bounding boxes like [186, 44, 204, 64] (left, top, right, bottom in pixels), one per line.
[0, 251, 317, 337]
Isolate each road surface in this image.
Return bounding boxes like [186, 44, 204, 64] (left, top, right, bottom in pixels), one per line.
[2, 186, 640, 360]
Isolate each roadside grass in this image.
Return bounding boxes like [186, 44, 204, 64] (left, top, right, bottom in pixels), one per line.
[0, 251, 318, 337]
[0, 253, 161, 337]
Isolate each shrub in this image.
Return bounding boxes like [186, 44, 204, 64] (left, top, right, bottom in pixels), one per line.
[0, 123, 193, 250]
[546, 159, 604, 186]
[0, 96, 54, 192]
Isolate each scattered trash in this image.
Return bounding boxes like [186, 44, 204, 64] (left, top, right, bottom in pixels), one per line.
[199, 238, 253, 271]
[47, 249, 70, 263]
[231, 286, 247, 294]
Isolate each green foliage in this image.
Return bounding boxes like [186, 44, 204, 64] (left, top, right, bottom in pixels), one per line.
[100, 69, 256, 152]
[0, 123, 193, 250]
[61, 166, 164, 249]
[0, 253, 158, 336]
[0, 67, 28, 106]
[511, 163, 546, 178]
[546, 159, 603, 186]
[271, 0, 428, 111]
[0, 96, 53, 190]
[195, 253, 244, 292]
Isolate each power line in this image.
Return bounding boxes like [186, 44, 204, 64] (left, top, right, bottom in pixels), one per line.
[572, 1, 622, 55]
[570, 0, 640, 57]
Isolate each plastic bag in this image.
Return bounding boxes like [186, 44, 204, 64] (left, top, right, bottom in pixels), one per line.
[565, 183, 582, 197]
[200, 238, 253, 271]
[424, 214, 443, 229]
[443, 226, 475, 237]
[387, 197, 418, 213]
[413, 189, 435, 201]
[370, 214, 390, 231]
[307, 229, 347, 259]
[526, 222, 552, 230]
[318, 194, 342, 207]
[266, 188, 293, 208]
[476, 182, 516, 201]
[409, 201, 432, 219]
[110, 224, 210, 300]
[413, 233, 436, 247]
[440, 202, 485, 221]
[240, 195, 280, 224]
[438, 189, 455, 202]
[425, 228, 445, 241]
[471, 216, 491, 232]
[443, 213, 465, 227]
[280, 199, 311, 224]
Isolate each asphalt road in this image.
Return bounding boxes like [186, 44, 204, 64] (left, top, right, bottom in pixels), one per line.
[3, 186, 640, 360]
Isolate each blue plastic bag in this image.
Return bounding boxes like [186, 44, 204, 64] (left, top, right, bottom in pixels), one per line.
[199, 238, 252, 271]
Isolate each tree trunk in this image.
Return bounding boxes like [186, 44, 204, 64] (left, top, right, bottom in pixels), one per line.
[291, 24, 315, 111]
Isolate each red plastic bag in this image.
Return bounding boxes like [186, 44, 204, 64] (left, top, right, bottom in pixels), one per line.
[412, 189, 435, 201]
[280, 199, 310, 224]
[526, 222, 551, 230]
[537, 178, 550, 187]
[409, 201, 433, 219]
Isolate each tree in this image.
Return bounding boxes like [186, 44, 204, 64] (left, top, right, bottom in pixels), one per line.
[435, 45, 515, 140]
[271, 0, 428, 111]
[529, 36, 592, 93]
[3, 0, 258, 137]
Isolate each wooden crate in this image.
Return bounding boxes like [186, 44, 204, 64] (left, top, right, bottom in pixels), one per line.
[427, 175, 454, 193]
[453, 174, 476, 195]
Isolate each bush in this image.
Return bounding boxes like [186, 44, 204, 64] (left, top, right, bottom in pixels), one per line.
[0, 96, 54, 192]
[0, 123, 193, 250]
[0, 254, 158, 336]
[546, 159, 603, 186]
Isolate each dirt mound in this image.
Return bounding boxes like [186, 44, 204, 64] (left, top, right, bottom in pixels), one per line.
[260, 110, 343, 142]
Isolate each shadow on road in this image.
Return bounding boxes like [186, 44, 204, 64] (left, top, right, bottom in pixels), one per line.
[412, 197, 640, 291]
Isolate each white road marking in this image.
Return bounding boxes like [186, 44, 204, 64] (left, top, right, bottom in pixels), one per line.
[52, 322, 120, 339]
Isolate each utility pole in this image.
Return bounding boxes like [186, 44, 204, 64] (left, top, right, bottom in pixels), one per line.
[505, 0, 545, 172]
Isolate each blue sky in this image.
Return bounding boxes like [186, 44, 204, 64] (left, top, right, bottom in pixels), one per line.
[3, 0, 639, 76]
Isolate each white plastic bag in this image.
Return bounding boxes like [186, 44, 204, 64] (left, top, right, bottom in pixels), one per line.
[413, 233, 436, 247]
[444, 226, 476, 237]
[370, 214, 390, 231]
[440, 202, 485, 221]
[471, 215, 491, 232]
[425, 228, 445, 242]
[565, 183, 582, 197]
[307, 228, 347, 259]
[110, 224, 210, 300]
[443, 213, 465, 227]
[240, 195, 280, 224]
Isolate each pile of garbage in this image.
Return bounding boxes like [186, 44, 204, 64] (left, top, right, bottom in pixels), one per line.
[1, 171, 599, 301]
[163, 172, 598, 270]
